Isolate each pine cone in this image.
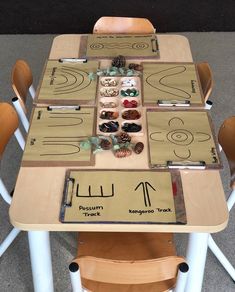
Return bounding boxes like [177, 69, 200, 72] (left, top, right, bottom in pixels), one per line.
[100, 139, 112, 150]
[112, 55, 126, 68]
[116, 132, 131, 143]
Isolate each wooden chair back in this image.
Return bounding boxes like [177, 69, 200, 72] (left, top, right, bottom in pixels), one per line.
[72, 232, 186, 291]
[75, 255, 184, 284]
[11, 59, 33, 112]
[218, 116, 235, 188]
[0, 102, 19, 157]
[93, 17, 155, 34]
[196, 62, 213, 102]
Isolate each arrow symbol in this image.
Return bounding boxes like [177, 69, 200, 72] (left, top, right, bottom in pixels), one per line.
[134, 181, 156, 207]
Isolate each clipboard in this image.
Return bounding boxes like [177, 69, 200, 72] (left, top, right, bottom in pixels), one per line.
[60, 170, 186, 225]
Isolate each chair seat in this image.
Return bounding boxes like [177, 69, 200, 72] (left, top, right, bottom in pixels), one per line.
[77, 232, 180, 292]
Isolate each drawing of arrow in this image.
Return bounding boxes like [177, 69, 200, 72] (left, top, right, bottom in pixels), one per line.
[134, 181, 156, 207]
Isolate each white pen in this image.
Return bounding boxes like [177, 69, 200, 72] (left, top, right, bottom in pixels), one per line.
[59, 58, 87, 63]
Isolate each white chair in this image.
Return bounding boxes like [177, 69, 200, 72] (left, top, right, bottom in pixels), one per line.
[208, 116, 235, 281]
[69, 232, 189, 292]
[11, 59, 35, 132]
[0, 102, 25, 256]
[93, 17, 155, 34]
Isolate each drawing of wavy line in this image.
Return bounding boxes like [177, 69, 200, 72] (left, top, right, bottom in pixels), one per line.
[48, 116, 83, 127]
[40, 143, 80, 156]
[146, 66, 191, 99]
[90, 42, 133, 50]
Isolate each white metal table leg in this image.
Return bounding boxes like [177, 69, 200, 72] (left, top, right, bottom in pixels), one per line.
[185, 233, 209, 292]
[28, 231, 54, 292]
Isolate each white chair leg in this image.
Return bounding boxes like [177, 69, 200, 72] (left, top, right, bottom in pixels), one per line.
[14, 128, 25, 150]
[0, 178, 12, 205]
[227, 189, 235, 212]
[12, 97, 29, 132]
[174, 262, 189, 292]
[204, 100, 213, 110]
[29, 85, 36, 99]
[208, 234, 235, 281]
[0, 227, 21, 257]
[69, 262, 84, 292]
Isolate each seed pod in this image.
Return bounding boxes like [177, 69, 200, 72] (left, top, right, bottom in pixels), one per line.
[134, 142, 144, 154]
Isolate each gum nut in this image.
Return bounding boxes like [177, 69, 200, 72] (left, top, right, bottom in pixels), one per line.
[134, 142, 144, 154]
[113, 112, 119, 119]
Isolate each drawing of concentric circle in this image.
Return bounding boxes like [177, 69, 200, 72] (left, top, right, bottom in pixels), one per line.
[146, 66, 191, 99]
[132, 42, 149, 50]
[53, 67, 91, 95]
[90, 43, 104, 50]
[166, 129, 194, 146]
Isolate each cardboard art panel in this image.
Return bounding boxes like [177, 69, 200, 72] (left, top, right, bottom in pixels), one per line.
[60, 170, 186, 224]
[147, 110, 221, 168]
[142, 63, 204, 107]
[22, 106, 96, 166]
[79, 34, 159, 59]
[36, 60, 99, 105]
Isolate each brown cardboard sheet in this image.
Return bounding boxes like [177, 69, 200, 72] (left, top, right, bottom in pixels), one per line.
[142, 62, 204, 107]
[80, 34, 159, 59]
[22, 106, 96, 166]
[36, 60, 98, 105]
[146, 110, 221, 168]
[60, 170, 186, 224]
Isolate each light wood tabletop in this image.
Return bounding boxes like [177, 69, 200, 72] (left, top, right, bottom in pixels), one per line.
[9, 34, 228, 233]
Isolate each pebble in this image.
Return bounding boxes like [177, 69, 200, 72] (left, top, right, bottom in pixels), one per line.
[134, 142, 144, 154]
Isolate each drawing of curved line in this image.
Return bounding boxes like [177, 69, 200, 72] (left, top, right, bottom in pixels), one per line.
[168, 117, 184, 127]
[40, 143, 80, 156]
[54, 68, 91, 94]
[196, 132, 211, 142]
[150, 131, 165, 142]
[173, 149, 191, 159]
[48, 117, 83, 127]
[56, 74, 68, 85]
[146, 66, 191, 99]
[54, 69, 80, 90]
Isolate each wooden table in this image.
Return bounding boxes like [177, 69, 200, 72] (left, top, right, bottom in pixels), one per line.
[9, 34, 228, 292]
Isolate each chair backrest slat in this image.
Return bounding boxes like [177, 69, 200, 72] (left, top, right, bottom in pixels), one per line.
[93, 17, 155, 34]
[0, 103, 19, 157]
[218, 116, 235, 187]
[11, 59, 33, 112]
[75, 255, 184, 284]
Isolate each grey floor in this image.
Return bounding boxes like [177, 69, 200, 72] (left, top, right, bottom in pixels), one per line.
[0, 33, 235, 292]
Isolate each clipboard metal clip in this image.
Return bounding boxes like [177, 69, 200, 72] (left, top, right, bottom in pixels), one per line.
[63, 177, 75, 207]
[47, 105, 80, 111]
[157, 100, 191, 107]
